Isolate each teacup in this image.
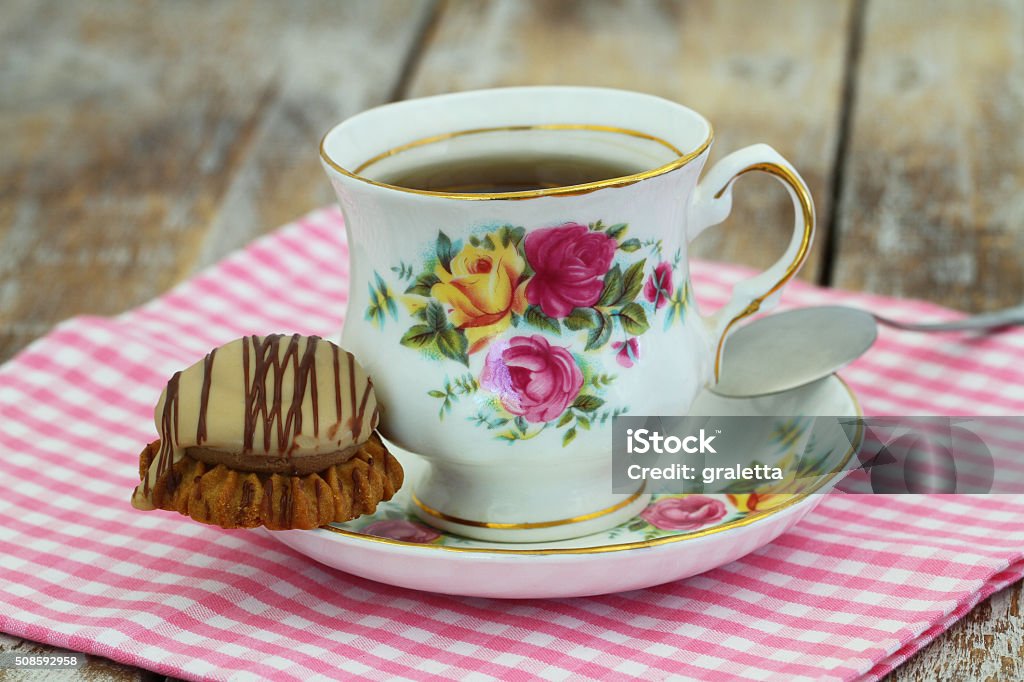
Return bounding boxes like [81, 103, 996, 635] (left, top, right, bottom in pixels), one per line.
[320, 87, 814, 541]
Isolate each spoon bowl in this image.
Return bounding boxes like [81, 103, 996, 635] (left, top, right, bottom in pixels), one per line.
[711, 302, 1024, 399]
[712, 306, 878, 399]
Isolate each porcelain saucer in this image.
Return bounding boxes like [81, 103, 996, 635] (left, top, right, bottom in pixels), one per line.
[269, 375, 860, 598]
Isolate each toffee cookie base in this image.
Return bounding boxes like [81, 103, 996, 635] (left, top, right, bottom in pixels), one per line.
[132, 433, 403, 530]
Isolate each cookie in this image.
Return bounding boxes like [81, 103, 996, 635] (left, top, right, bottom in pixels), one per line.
[131, 334, 403, 530]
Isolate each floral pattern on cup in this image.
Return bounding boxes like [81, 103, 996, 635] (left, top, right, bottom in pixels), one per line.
[366, 220, 691, 444]
[639, 495, 727, 531]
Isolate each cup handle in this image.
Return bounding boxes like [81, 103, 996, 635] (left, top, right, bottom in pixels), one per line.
[686, 143, 815, 383]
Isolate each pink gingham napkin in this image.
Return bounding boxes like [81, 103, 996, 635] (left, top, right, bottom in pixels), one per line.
[2, 207, 1023, 681]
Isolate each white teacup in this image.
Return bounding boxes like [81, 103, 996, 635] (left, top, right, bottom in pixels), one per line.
[320, 87, 814, 541]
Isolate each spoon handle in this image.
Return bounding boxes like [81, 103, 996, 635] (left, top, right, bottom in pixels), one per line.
[873, 303, 1024, 332]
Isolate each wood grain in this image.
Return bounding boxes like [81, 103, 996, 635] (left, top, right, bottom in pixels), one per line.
[0, 0, 435, 364]
[886, 581, 1023, 682]
[830, 0, 1024, 310]
[408, 0, 855, 281]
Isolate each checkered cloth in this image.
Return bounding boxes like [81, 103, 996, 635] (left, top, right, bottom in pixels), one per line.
[1, 207, 1022, 681]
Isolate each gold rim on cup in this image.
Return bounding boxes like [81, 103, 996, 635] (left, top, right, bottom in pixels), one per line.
[319, 123, 714, 201]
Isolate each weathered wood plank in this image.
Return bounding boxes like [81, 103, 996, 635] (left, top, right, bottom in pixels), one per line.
[0, 0, 435, 364]
[831, 0, 1024, 310]
[886, 581, 1023, 682]
[408, 0, 854, 280]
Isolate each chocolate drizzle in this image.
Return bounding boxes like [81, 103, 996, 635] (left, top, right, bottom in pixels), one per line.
[238, 334, 323, 453]
[197, 348, 217, 445]
[148, 371, 181, 495]
[354, 379, 373, 443]
[332, 345, 342, 424]
[347, 353, 357, 433]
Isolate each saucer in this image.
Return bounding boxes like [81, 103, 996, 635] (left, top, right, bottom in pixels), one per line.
[269, 375, 860, 598]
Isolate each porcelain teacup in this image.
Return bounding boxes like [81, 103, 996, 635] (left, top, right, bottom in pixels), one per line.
[320, 87, 814, 541]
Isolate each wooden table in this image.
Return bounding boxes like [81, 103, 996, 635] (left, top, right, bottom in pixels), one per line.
[2, 1, 1021, 679]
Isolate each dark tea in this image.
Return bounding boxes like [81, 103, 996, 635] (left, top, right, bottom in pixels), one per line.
[374, 153, 647, 193]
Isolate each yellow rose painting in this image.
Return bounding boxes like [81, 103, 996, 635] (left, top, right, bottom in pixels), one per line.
[431, 240, 527, 353]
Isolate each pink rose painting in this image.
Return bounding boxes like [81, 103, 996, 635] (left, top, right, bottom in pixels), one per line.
[640, 496, 727, 530]
[481, 335, 584, 423]
[524, 223, 617, 318]
[363, 519, 440, 543]
[644, 261, 673, 310]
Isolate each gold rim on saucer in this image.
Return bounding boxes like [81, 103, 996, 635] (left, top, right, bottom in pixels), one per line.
[319, 377, 862, 555]
[320, 123, 714, 201]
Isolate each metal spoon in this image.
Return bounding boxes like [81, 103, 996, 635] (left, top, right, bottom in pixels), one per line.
[712, 303, 1024, 398]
